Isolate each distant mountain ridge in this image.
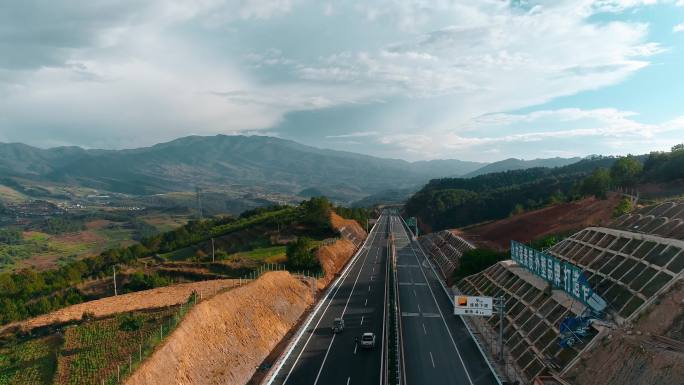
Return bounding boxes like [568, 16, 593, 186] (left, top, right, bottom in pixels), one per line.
[0, 135, 483, 202]
[464, 157, 582, 178]
[0, 135, 584, 203]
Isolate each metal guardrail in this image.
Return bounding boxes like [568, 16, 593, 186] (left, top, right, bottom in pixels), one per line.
[385, 229, 403, 385]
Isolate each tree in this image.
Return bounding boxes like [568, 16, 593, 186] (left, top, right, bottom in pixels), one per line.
[672, 144, 684, 153]
[610, 155, 643, 188]
[301, 197, 332, 229]
[0, 228, 22, 244]
[580, 168, 611, 198]
[286, 237, 319, 270]
[0, 298, 21, 323]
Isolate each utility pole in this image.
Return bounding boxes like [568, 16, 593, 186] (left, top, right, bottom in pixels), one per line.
[113, 265, 118, 296]
[211, 237, 215, 263]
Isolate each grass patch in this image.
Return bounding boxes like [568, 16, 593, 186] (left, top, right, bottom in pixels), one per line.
[160, 246, 197, 261]
[229, 246, 286, 261]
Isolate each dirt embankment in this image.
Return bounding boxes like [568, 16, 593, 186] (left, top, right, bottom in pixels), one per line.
[0, 279, 238, 335]
[457, 194, 622, 250]
[125, 271, 313, 385]
[330, 212, 367, 241]
[566, 281, 684, 385]
[316, 238, 358, 288]
[315, 213, 368, 288]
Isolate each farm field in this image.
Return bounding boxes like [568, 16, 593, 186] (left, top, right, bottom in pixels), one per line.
[0, 184, 27, 204]
[136, 213, 188, 233]
[6, 226, 136, 272]
[1, 212, 193, 272]
[0, 305, 192, 385]
[0, 334, 60, 385]
[228, 245, 287, 263]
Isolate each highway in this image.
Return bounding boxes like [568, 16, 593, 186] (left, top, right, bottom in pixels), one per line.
[267, 211, 498, 385]
[390, 214, 498, 385]
[269, 213, 390, 385]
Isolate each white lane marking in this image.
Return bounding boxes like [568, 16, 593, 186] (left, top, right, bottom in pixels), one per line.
[404, 224, 476, 385]
[361, 315, 364, 325]
[423, 323, 427, 335]
[430, 351, 435, 368]
[347, 377, 351, 385]
[364, 298, 368, 306]
[417, 304, 421, 313]
[313, 229, 374, 385]
[280, 216, 382, 385]
[368, 285, 371, 292]
[413, 289, 417, 296]
[354, 344, 358, 355]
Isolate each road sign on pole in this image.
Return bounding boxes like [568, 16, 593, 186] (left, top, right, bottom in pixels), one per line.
[454, 295, 493, 316]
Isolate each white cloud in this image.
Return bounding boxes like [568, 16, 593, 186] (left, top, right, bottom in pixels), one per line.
[674, 23, 684, 32]
[0, 0, 675, 156]
[296, 1, 664, 109]
[326, 131, 379, 138]
[375, 108, 684, 160]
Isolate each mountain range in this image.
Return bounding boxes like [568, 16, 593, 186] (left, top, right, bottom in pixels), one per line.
[463, 157, 583, 178]
[0, 135, 582, 204]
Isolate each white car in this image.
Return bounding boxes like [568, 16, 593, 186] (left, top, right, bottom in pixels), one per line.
[359, 332, 376, 349]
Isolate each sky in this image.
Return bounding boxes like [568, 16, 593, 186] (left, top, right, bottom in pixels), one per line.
[0, 0, 683, 162]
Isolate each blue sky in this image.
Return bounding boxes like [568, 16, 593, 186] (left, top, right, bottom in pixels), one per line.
[0, 0, 682, 161]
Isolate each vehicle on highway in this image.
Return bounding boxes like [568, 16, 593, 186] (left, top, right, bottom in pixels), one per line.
[359, 332, 376, 349]
[332, 317, 345, 333]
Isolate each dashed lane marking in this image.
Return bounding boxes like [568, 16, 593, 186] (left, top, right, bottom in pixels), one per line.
[401, 312, 419, 317]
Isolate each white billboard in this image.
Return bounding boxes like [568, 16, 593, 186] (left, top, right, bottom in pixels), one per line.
[454, 295, 493, 316]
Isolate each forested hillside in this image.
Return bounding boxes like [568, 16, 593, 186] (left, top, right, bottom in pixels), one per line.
[463, 156, 582, 177]
[406, 145, 684, 231]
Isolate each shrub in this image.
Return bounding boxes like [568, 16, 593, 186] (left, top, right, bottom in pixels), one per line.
[118, 313, 145, 331]
[613, 197, 633, 217]
[286, 237, 319, 270]
[453, 248, 506, 280]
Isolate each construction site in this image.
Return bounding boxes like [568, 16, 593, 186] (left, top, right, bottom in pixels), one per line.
[419, 199, 684, 384]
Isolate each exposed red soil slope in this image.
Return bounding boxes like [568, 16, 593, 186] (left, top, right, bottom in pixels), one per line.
[565, 281, 684, 385]
[0, 279, 238, 335]
[316, 238, 358, 288]
[457, 194, 622, 250]
[125, 271, 313, 385]
[316, 212, 368, 288]
[330, 212, 367, 241]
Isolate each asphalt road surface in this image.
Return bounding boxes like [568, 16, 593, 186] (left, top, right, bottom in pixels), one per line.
[390, 214, 498, 385]
[269, 213, 390, 385]
[268, 212, 498, 385]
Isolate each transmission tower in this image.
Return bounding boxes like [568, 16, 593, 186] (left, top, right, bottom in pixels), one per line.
[195, 186, 203, 220]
